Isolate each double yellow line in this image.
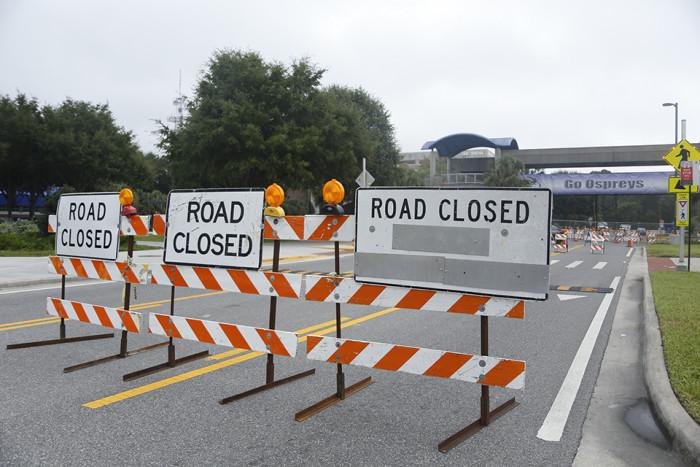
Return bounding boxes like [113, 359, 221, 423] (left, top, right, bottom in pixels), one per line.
[83, 306, 399, 409]
[0, 316, 61, 332]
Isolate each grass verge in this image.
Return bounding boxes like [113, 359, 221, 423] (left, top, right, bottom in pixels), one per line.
[650, 271, 700, 423]
[0, 232, 161, 257]
[647, 243, 700, 258]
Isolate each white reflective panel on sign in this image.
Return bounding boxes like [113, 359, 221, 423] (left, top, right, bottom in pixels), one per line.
[354, 187, 551, 300]
[55, 192, 121, 261]
[163, 189, 265, 270]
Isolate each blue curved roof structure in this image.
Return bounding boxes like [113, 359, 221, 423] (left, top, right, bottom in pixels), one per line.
[421, 133, 519, 158]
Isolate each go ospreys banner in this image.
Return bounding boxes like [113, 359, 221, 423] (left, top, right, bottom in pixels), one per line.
[523, 172, 670, 195]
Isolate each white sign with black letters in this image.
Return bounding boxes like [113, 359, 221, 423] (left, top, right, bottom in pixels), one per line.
[55, 192, 121, 260]
[355, 187, 552, 300]
[163, 189, 265, 270]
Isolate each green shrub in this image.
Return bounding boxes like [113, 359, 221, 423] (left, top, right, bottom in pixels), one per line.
[0, 220, 40, 234]
[0, 232, 54, 251]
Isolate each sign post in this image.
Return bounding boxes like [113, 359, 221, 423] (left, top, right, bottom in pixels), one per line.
[663, 139, 700, 269]
[355, 157, 375, 188]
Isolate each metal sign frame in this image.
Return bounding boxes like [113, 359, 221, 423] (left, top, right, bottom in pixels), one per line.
[55, 192, 121, 261]
[353, 186, 552, 301]
[163, 188, 265, 271]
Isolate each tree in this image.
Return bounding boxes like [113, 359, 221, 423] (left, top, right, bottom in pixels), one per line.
[159, 50, 409, 195]
[0, 94, 47, 219]
[42, 99, 149, 192]
[483, 155, 530, 187]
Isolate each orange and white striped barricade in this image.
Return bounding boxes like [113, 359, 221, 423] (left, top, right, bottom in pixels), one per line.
[303, 275, 525, 319]
[552, 233, 568, 253]
[296, 186, 548, 452]
[148, 313, 298, 358]
[648, 231, 656, 244]
[305, 336, 525, 389]
[47, 298, 142, 334]
[590, 234, 605, 254]
[8, 193, 128, 353]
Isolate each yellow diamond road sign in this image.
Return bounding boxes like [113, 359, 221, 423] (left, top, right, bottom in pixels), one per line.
[668, 176, 699, 193]
[662, 139, 700, 170]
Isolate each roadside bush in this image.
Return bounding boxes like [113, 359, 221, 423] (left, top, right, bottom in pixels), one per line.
[0, 219, 40, 234]
[0, 232, 53, 251]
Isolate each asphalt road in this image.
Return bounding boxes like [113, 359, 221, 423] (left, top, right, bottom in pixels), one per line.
[0, 242, 634, 466]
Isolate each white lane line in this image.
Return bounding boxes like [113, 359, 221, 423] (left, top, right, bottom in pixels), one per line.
[565, 261, 583, 269]
[0, 280, 112, 296]
[592, 262, 607, 270]
[537, 276, 621, 442]
[626, 248, 634, 257]
[551, 260, 560, 265]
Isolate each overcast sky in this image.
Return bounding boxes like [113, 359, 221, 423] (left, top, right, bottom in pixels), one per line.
[1, 0, 699, 168]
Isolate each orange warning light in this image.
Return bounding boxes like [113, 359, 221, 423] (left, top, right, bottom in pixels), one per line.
[119, 188, 134, 206]
[265, 183, 285, 208]
[322, 179, 345, 205]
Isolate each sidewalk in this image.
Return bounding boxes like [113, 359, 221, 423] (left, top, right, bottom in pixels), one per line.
[0, 241, 352, 290]
[573, 251, 684, 466]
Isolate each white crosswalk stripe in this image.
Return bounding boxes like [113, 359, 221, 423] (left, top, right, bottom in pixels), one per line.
[592, 262, 607, 270]
[551, 260, 560, 265]
[565, 261, 583, 269]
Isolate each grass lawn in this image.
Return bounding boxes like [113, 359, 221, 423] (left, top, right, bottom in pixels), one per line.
[650, 271, 700, 423]
[647, 243, 700, 258]
[143, 234, 164, 242]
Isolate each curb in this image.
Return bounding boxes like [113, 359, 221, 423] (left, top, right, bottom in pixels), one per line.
[641, 248, 700, 466]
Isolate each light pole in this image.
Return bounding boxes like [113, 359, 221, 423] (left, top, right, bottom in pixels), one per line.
[662, 102, 678, 143]
[663, 102, 686, 268]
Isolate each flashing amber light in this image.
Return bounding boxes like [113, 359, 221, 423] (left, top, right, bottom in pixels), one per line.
[322, 179, 345, 205]
[119, 188, 134, 206]
[265, 183, 285, 207]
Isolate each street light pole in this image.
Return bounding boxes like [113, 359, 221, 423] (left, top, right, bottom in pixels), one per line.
[663, 102, 679, 143]
[663, 102, 684, 267]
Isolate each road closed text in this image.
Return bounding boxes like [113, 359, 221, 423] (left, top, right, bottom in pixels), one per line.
[59, 201, 115, 249]
[55, 193, 121, 260]
[164, 190, 264, 269]
[370, 197, 530, 224]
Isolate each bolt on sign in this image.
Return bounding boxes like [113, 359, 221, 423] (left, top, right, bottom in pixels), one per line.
[55, 192, 121, 260]
[354, 187, 552, 300]
[676, 192, 689, 228]
[163, 189, 265, 270]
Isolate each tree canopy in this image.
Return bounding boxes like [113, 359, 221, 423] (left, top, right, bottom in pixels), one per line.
[483, 155, 530, 187]
[0, 93, 157, 217]
[159, 49, 415, 195]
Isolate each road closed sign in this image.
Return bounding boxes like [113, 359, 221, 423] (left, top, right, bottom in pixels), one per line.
[55, 192, 121, 260]
[163, 189, 265, 270]
[355, 187, 552, 300]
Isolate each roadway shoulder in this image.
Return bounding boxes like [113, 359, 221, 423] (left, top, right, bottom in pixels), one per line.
[642, 247, 700, 465]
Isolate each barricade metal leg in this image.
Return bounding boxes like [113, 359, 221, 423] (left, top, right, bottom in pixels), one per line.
[123, 284, 209, 381]
[7, 275, 114, 350]
[294, 241, 372, 421]
[63, 236, 166, 372]
[220, 239, 314, 405]
[437, 317, 518, 453]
